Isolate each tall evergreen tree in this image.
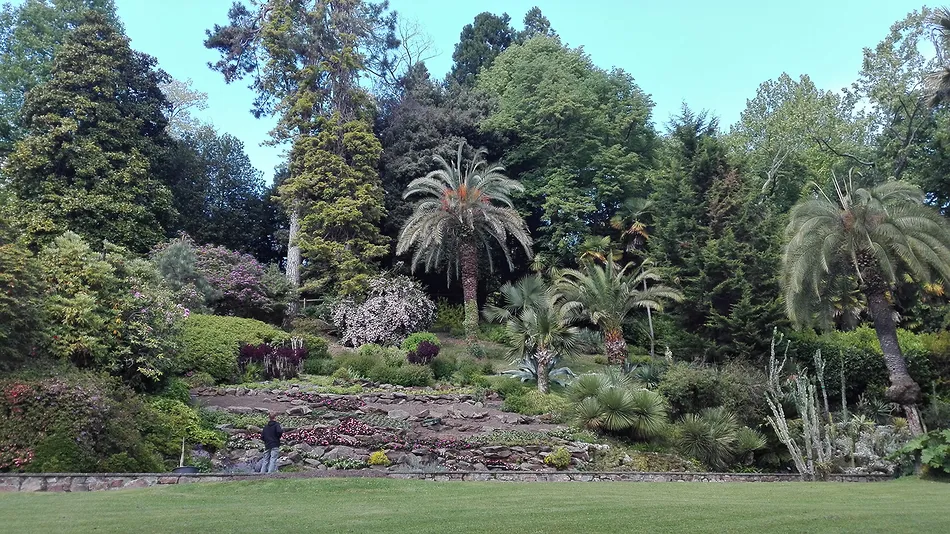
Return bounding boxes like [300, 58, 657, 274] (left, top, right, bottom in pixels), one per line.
[651, 109, 784, 361]
[0, 0, 119, 155]
[206, 0, 397, 303]
[449, 11, 515, 85]
[5, 11, 174, 252]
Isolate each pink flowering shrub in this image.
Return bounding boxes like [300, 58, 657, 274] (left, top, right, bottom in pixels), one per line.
[332, 275, 435, 347]
[152, 236, 288, 321]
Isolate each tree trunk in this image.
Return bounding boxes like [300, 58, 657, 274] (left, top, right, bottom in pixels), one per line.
[604, 329, 628, 366]
[644, 278, 655, 359]
[866, 290, 924, 435]
[460, 238, 479, 341]
[284, 203, 302, 328]
[535, 348, 553, 394]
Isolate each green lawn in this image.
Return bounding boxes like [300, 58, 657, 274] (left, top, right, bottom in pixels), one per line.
[0, 478, 946, 533]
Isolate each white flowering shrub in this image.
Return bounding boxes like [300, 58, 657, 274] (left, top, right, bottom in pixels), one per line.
[331, 275, 436, 347]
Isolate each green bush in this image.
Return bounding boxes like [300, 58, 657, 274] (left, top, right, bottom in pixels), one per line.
[297, 334, 330, 360]
[658, 362, 766, 424]
[179, 314, 290, 383]
[544, 446, 572, 469]
[788, 328, 937, 402]
[160, 378, 192, 404]
[897, 428, 950, 478]
[432, 299, 465, 333]
[493, 378, 530, 399]
[367, 364, 433, 387]
[401, 332, 441, 353]
[502, 390, 569, 417]
[182, 371, 215, 388]
[478, 323, 510, 344]
[431, 354, 458, 381]
[303, 357, 337, 376]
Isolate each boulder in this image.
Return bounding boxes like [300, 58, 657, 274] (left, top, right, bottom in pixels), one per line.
[286, 406, 312, 416]
[323, 446, 358, 461]
[227, 406, 254, 414]
[387, 409, 411, 421]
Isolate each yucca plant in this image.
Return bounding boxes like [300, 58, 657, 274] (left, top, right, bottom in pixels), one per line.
[676, 407, 742, 470]
[782, 175, 950, 435]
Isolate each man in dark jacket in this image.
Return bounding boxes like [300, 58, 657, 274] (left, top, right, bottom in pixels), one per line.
[259, 411, 283, 474]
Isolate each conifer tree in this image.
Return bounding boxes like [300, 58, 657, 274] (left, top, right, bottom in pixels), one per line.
[6, 11, 174, 252]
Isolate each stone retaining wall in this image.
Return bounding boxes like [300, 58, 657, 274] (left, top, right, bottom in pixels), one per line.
[0, 471, 893, 492]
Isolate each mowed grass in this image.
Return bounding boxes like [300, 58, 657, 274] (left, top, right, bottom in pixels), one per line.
[0, 477, 946, 533]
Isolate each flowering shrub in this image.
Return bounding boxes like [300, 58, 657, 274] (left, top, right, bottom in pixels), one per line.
[151, 236, 288, 321]
[39, 233, 186, 388]
[368, 450, 392, 466]
[0, 375, 168, 472]
[407, 340, 440, 365]
[238, 342, 308, 380]
[282, 418, 390, 448]
[331, 275, 435, 347]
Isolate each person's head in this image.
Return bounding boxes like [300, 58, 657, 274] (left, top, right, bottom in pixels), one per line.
[269, 411, 277, 421]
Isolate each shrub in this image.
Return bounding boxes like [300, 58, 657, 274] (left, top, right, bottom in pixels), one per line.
[335, 352, 379, 378]
[39, 233, 187, 388]
[178, 314, 290, 383]
[303, 357, 337, 376]
[502, 390, 569, 417]
[145, 398, 226, 453]
[431, 354, 458, 381]
[658, 362, 766, 425]
[161, 378, 192, 404]
[478, 323, 510, 344]
[368, 450, 392, 467]
[493, 378, 529, 399]
[331, 275, 435, 347]
[896, 428, 950, 478]
[432, 298, 465, 334]
[182, 371, 215, 388]
[407, 341, 440, 365]
[237, 343, 307, 380]
[570, 372, 669, 440]
[401, 332, 441, 353]
[544, 446, 572, 469]
[367, 364, 433, 387]
[0, 374, 167, 472]
[674, 407, 765, 470]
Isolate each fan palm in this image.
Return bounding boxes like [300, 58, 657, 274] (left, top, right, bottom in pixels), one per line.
[397, 142, 533, 340]
[782, 175, 950, 435]
[485, 279, 580, 393]
[558, 259, 683, 365]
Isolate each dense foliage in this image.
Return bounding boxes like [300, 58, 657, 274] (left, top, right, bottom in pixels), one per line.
[331, 275, 435, 347]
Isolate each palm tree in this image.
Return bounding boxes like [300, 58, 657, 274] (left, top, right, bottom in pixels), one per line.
[485, 276, 580, 394]
[397, 142, 533, 340]
[558, 259, 683, 365]
[610, 197, 653, 254]
[925, 7, 950, 106]
[782, 175, 950, 435]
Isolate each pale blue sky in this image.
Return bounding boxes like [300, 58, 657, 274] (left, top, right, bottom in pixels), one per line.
[111, 0, 928, 180]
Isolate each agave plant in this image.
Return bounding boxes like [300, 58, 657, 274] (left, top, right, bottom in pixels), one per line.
[503, 354, 576, 391]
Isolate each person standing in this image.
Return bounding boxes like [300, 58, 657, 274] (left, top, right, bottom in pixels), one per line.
[260, 411, 283, 474]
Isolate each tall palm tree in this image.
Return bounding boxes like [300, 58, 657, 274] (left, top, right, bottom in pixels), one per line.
[485, 284, 580, 394]
[558, 259, 683, 365]
[925, 7, 950, 106]
[782, 174, 950, 435]
[397, 142, 533, 340]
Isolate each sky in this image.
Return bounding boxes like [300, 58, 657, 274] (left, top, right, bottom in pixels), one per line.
[112, 0, 929, 181]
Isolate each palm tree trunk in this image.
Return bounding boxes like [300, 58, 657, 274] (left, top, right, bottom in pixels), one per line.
[644, 278, 655, 358]
[535, 348, 553, 394]
[283, 202, 302, 328]
[866, 290, 924, 435]
[460, 238, 479, 341]
[604, 328, 628, 366]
